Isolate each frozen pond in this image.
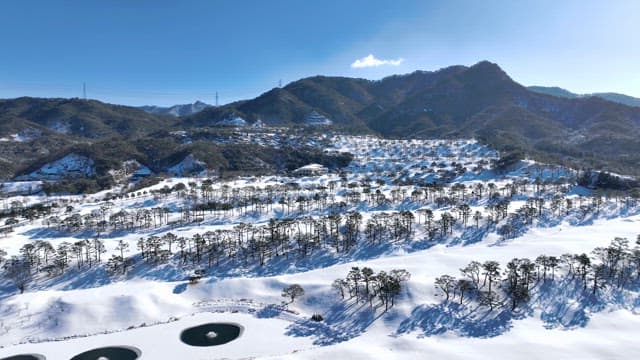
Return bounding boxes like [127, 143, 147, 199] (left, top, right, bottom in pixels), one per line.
[0, 355, 45, 360]
[69, 346, 140, 360]
[0, 312, 312, 359]
[180, 323, 243, 346]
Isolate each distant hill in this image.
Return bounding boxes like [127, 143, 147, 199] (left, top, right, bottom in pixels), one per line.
[0, 97, 351, 187]
[528, 86, 640, 107]
[591, 93, 640, 108]
[0, 97, 176, 179]
[0, 97, 172, 139]
[527, 86, 580, 99]
[139, 100, 212, 117]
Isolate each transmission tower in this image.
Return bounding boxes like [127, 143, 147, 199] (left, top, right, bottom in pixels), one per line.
[83, 82, 87, 100]
[215, 91, 219, 106]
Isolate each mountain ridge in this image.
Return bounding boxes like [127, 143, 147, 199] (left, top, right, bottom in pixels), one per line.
[1, 61, 640, 183]
[528, 86, 640, 107]
[181, 61, 640, 175]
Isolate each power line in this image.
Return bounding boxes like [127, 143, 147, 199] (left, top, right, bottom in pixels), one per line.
[0, 81, 257, 106]
[0, 81, 220, 97]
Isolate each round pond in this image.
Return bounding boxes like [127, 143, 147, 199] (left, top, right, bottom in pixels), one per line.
[69, 346, 140, 360]
[180, 323, 243, 347]
[0, 355, 45, 360]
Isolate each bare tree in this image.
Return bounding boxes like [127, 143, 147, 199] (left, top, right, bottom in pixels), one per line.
[435, 275, 456, 301]
[455, 279, 475, 304]
[282, 284, 305, 303]
[114, 240, 130, 274]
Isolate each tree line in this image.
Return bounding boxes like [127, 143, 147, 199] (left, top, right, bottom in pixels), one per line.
[2, 187, 638, 294]
[434, 236, 640, 311]
[332, 267, 411, 310]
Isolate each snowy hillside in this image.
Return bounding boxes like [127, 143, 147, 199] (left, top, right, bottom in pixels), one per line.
[0, 128, 43, 143]
[218, 116, 248, 126]
[15, 153, 95, 181]
[304, 111, 332, 125]
[167, 154, 206, 176]
[0, 135, 639, 359]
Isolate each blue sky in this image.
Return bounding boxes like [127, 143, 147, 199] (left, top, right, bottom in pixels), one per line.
[1, 0, 638, 106]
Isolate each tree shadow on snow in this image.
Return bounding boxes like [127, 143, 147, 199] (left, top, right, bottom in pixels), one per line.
[32, 264, 113, 291]
[396, 302, 514, 338]
[532, 277, 624, 330]
[396, 277, 640, 340]
[285, 300, 384, 345]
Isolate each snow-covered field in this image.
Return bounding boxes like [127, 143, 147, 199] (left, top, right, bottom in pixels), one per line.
[0, 135, 638, 359]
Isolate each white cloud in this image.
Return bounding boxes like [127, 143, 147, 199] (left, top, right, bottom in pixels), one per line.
[350, 54, 404, 68]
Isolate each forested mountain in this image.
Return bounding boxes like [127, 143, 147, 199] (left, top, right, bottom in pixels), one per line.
[0, 97, 172, 139]
[185, 61, 640, 175]
[0, 97, 174, 179]
[1, 61, 640, 184]
[0, 98, 350, 186]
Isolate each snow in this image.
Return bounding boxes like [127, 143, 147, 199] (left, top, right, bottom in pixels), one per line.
[132, 167, 153, 177]
[140, 101, 211, 117]
[218, 116, 248, 127]
[1, 213, 639, 359]
[49, 120, 70, 134]
[293, 163, 328, 175]
[281, 309, 640, 360]
[0, 135, 639, 359]
[0, 312, 313, 359]
[296, 164, 325, 171]
[0, 129, 42, 143]
[167, 101, 210, 117]
[167, 154, 206, 176]
[16, 154, 95, 181]
[0, 135, 22, 142]
[0, 181, 43, 195]
[124, 160, 153, 178]
[109, 160, 154, 183]
[305, 111, 332, 125]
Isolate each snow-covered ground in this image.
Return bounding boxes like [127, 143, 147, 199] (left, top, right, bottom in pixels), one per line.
[218, 116, 248, 127]
[16, 153, 95, 181]
[0, 312, 313, 359]
[0, 135, 638, 359]
[167, 154, 206, 176]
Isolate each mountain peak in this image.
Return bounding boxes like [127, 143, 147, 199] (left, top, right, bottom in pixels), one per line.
[468, 60, 508, 77]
